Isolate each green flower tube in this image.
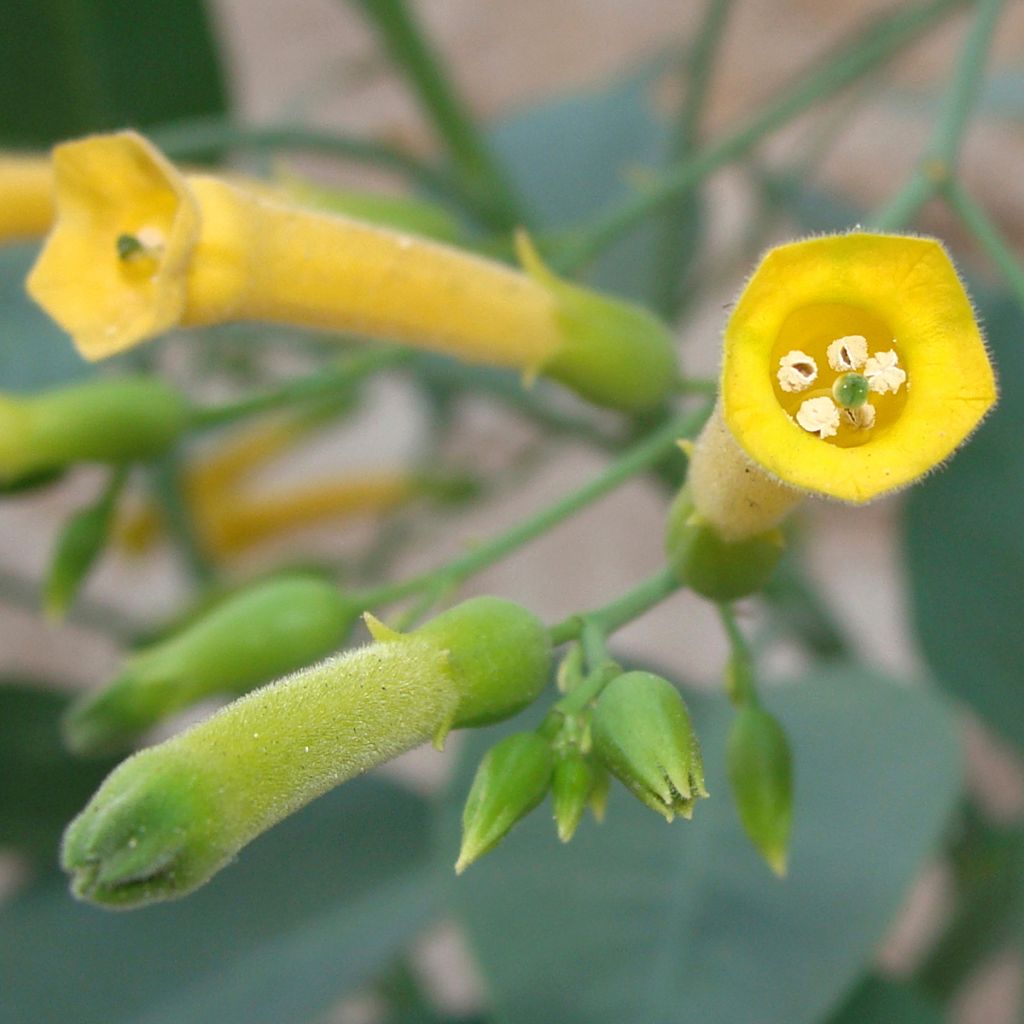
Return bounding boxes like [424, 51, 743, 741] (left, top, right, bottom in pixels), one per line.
[62, 596, 551, 908]
[63, 575, 360, 756]
[0, 376, 189, 484]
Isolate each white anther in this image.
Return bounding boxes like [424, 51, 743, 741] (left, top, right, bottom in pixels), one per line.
[827, 335, 868, 372]
[135, 225, 166, 253]
[796, 396, 840, 439]
[843, 402, 876, 430]
[864, 348, 906, 395]
[777, 350, 818, 392]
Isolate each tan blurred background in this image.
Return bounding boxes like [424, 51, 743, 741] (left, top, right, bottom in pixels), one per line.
[3, 1, 1024, 1020]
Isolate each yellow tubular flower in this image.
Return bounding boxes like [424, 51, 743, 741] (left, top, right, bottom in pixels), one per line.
[689, 232, 997, 541]
[27, 131, 678, 412]
[0, 156, 54, 242]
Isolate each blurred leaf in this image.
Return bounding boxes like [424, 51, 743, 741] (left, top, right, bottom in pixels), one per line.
[489, 68, 670, 303]
[0, 0, 227, 147]
[440, 668, 961, 1024]
[826, 976, 942, 1024]
[0, 682, 118, 862]
[0, 775, 438, 1024]
[0, 245, 93, 392]
[905, 292, 1024, 748]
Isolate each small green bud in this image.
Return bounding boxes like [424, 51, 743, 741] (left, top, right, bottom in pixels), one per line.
[63, 575, 358, 756]
[0, 377, 189, 485]
[516, 233, 680, 412]
[727, 705, 793, 876]
[45, 479, 120, 619]
[456, 732, 554, 873]
[62, 595, 551, 907]
[591, 671, 707, 822]
[665, 486, 784, 600]
[552, 752, 595, 843]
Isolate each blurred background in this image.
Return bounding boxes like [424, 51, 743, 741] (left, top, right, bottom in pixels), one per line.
[2, 2, 1024, 1022]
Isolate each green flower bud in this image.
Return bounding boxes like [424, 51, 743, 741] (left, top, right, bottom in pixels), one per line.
[552, 752, 595, 843]
[62, 596, 551, 907]
[62, 575, 358, 757]
[45, 477, 120, 620]
[665, 486, 784, 600]
[727, 705, 793, 876]
[591, 671, 707, 822]
[0, 377, 189, 485]
[456, 732, 554, 873]
[517, 233, 680, 413]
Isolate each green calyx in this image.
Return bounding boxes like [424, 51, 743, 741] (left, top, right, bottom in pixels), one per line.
[0, 377, 189, 484]
[63, 575, 357, 756]
[457, 731, 554, 873]
[665, 486, 784, 600]
[552, 752, 596, 843]
[516, 233, 680, 413]
[727, 705, 793, 876]
[590, 671, 707, 822]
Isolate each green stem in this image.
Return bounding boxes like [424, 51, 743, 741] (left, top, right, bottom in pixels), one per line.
[357, 407, 710, 610]
[717, 603, 758, 707]
[942, 178, 1024, 310]
[872, 0, 1005, 229]
[188, 348, 414, 429]
[148, 455, 215, 585]
[651, 0, 735, 320]
[149, 116, 468, 211]
[557, 0, 970, 271]
[347, 0, 525, 230]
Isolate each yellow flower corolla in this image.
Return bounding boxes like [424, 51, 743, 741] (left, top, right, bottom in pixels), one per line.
[27, 131, 677, 412]
[0, 156, 55, 242]
[688, 232, 996, 541]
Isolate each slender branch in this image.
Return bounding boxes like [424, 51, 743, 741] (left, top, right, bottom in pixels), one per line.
[942, 178, 1024, 310]
[717, 603, 757, 707]
[346, 0, 525, 229]
[872, 0, 1005, 229]
[148, 455, 215, 585]
[652, 0, 735, 320]
[357, 406, 711, 610]
[556, 0, 971, 271]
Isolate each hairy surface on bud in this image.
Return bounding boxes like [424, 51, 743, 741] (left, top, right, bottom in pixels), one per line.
[63, 575, 357, 756]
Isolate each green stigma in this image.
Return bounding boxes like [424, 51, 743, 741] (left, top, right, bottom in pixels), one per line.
[116, 233, 145, 261]
[832, 373, 870, 409]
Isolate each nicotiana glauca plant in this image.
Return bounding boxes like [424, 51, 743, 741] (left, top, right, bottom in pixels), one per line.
[1, 0, 1022, 1020]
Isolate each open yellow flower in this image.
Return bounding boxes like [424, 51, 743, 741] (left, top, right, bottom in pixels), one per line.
[26, 131, 677, 412]
[0, 156, 55, 242]
[687, 232, 997, 541]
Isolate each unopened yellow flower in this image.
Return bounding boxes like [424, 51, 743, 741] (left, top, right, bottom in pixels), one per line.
[27, 131, 677, 412]
[0, 156, 54, 242]
[688, 232, 996, 540]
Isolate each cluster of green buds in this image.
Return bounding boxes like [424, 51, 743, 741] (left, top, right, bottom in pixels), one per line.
[63, 596, 551, 907]
[456, 648, 707, 873]
[0, 376, 189, 489]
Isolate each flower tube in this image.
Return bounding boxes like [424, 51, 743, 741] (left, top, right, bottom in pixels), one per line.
[668, 232, 997, 597]
[27, 131, 678, 412]
[0, 156, 53, 242]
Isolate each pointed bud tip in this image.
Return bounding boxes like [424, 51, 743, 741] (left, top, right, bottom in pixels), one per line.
[363, 611, 402, 643]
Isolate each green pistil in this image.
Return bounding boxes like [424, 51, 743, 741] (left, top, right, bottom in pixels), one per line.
[832, 373, 870, 408]
[116, 234, 145, 261]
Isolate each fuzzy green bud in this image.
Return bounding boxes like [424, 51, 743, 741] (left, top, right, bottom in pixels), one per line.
[62, 596, 551, 907]
[62, 575, 358, 757]
[665, 486, 784, 600]
[591, 671, 707, 822]
[0, 377, 188, 485]
[727, 705, 793, 876]
[516, 233, 680, 412]
[456, 731, 554, 873]
[552, 752, 595, 843]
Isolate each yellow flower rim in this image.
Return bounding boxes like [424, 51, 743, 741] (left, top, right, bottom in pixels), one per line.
[721, 231, 997, 503]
